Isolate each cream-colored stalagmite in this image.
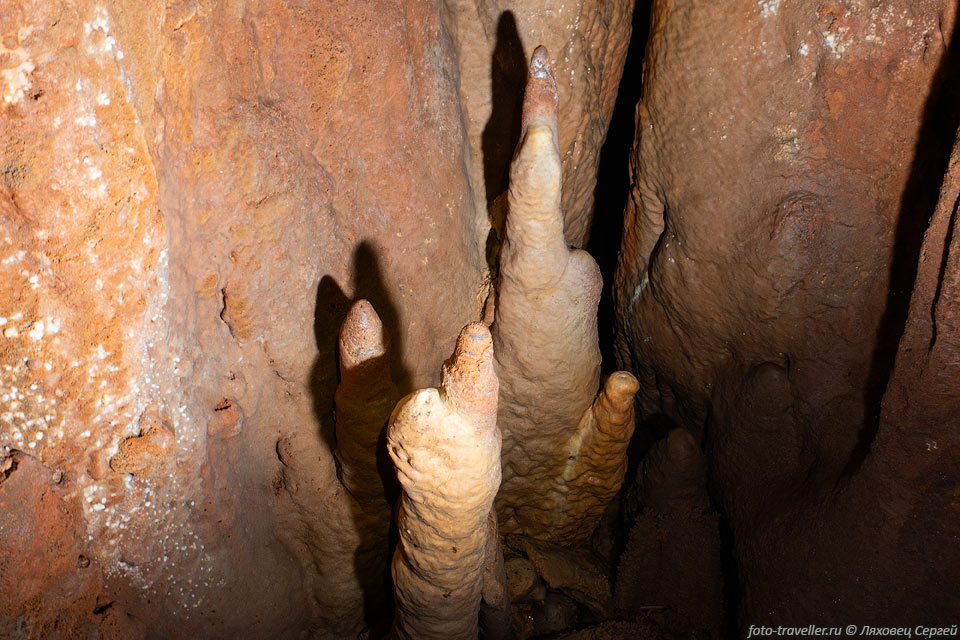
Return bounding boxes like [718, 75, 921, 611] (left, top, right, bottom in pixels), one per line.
[388, 322, 507, 639]
[333, 299, 398, 610]
[557, 372, 640, 544]
[492, 46, 639, 544]
[335, 299, 397, 505]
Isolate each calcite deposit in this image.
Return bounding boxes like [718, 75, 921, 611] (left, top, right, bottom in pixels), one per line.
[388, 322, 506, 639]
[493, 47, 638, 545]
[4, 0, 959, 635]
[446, 0, 635, 248]
[331, 299, 398, 619]
[0, 0, 636, 632]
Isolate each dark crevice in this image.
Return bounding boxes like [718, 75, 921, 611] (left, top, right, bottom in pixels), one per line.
[930, 194, 960, 349]
[92, 601, 114, 616]
[846, 11, 960, 478]
[587, 0, 650, 374]
[717, 515, 740, 639]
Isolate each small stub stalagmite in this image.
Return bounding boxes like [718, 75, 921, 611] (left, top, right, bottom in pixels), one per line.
[334, 299, 398, 617]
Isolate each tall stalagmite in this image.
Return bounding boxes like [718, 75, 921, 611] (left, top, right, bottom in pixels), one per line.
[493, 47, 638, 545]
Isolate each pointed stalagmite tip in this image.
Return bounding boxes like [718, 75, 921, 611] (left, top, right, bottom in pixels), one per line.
[442, 322, 498, 422]
[339, 299, 386, 370]
[522, 45, 559, 135]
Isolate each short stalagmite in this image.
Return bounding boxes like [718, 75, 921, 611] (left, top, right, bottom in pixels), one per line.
[388, 322, 507, 639]
[335, 299, 397, 507]
[557, 372, 640, 545]
[492, 46, 639, 545]
[333, 299, 398, 612]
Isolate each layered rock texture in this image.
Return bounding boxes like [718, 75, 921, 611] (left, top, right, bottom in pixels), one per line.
[614, 0, 960, 629]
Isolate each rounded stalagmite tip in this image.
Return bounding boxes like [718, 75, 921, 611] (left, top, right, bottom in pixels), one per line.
[596, 371, 641, 421]
[338, 299, 386, 372]
[442, 322, 498, 426]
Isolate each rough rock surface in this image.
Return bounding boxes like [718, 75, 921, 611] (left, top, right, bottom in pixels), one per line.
[614, 0, 960, 628]
[0, 0, 545, 636]
[2, 0, 635, 630]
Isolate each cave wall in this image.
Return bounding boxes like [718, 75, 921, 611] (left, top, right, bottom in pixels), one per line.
[0, 0, 631, 636]
[3, 0, 959, 636]
[614, 0, 960, 627]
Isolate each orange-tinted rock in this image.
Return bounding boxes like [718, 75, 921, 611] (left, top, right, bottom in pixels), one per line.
[1, 0, 635, 635]
[0, 0, 484, 635]
[0, 450, 126, 638]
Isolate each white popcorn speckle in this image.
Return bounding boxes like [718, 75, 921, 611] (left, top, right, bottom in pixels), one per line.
[2, 58, 36, 106]
[3, 327, 18, 338]
[28, 321, 44, 341]
[798, 42, 809, 56]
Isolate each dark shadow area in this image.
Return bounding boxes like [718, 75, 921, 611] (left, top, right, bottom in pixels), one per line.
[309, 241, 411, 629]
[350, 241, 413, 397]
[481, 10, 527, 269]
[310, 275, 351, 456]
[586, 0, 650, 374]
[702, 407, 739, 637]
[613, 412, 682, 570]
[848, 9, 960, 478]
[717, 515, 741, 639]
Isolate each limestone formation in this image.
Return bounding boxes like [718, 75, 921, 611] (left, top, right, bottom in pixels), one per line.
[445, 0, 635, 247]
[493, 47, 639, 545]
[332, 299, 398, 617]
[388, 322, 507, 639]
[0, 0, 638, 633]
[556, 371, 640, 544]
